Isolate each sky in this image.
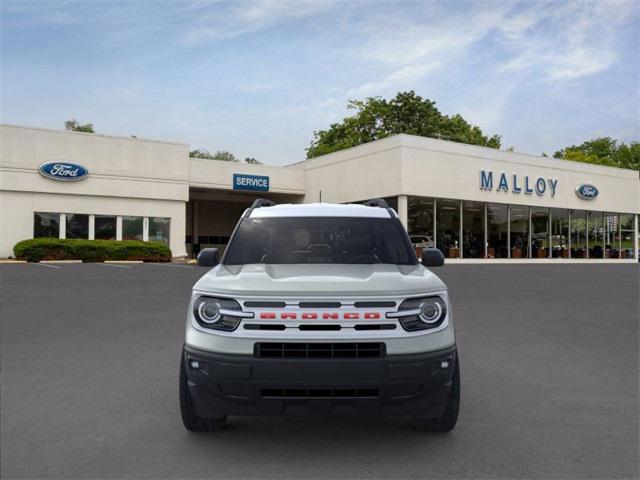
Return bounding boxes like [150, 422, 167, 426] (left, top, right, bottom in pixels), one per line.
[1, 0, 639, 165]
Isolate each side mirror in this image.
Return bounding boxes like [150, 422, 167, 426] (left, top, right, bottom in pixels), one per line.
[197, 248, 220, 267]
[421, 248, 445, 267]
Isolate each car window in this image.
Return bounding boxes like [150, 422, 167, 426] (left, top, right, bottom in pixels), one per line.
[224, 217, 417, 265]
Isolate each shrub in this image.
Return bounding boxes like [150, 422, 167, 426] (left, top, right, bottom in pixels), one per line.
[13, 238, 172, 262]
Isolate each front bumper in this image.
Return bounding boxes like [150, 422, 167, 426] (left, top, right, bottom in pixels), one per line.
[183, 344, 457, 417]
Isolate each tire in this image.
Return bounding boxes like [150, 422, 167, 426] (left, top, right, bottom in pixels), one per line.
[413, 353, 460, 432]
[179, 349, 227, 432]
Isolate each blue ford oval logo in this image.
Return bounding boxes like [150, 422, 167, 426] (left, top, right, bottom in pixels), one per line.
[39, 161, 89, 182]
[575, 184, 598, 200]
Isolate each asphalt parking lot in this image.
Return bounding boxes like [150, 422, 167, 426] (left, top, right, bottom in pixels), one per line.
[1, 263, 638, 479]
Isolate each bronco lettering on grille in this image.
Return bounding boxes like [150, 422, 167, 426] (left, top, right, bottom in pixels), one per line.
[258, 312, 382, 320]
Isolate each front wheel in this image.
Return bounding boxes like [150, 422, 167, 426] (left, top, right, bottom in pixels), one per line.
[413, 353, 460, 432]
[179, 349, 227, 432]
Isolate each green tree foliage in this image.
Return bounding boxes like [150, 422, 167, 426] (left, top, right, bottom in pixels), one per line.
[189, 149, 239, 162]
[554, 137, 640, 171]
[64, 119, 94, 133]
[306, 91, 501, 158]
[244, 157, 261, 164]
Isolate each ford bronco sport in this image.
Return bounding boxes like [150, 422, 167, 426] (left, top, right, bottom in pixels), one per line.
[180, 199, 460, 432]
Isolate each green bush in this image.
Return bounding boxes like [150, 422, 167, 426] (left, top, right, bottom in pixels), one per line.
[13, 238, 172, 262]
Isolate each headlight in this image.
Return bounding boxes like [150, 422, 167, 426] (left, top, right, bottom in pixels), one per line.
[390, 296, 447, 331]
[193, 296, 247, 331]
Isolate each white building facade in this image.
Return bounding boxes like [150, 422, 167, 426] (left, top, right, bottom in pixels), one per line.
[1, 124, 638, 262]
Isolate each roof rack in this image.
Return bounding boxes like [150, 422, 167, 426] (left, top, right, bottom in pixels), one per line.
[364, 198, 395, 219]
[244, 198, 276, 218]
[364, 198, 389, 208]
[250, 198, 276, 209]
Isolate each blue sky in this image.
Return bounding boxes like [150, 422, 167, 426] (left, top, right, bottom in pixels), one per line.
[2, 0, 638, 165]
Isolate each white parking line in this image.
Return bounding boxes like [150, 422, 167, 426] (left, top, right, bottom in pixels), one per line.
[34, 263, 61, 269]
[149, 263, 193, 268]
[98, 263, 131, 269]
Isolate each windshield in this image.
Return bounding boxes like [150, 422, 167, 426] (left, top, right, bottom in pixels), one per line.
[223, 217, 417, 265]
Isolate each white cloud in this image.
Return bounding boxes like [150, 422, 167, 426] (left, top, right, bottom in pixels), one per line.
[347, 63, 440, 97]
[183, 0, 337, 43]
[498, 0, 637, 80]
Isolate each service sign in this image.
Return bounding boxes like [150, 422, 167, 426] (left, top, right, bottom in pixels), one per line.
[575, 184, 599, 200]
[39, 161, 89, 182]
[233, 173, 269, 192]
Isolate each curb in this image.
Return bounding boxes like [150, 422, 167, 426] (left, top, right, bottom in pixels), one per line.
[0, 259, 27, 264]
[40, 260, 83, 264]
[104, 260, 144, 264]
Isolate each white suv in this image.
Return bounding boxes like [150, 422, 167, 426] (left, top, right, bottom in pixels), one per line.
[180, 199, 460, 432]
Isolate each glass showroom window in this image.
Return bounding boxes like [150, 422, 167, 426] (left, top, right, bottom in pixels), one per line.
[588, 211, 604, 258]
[408, 196, 434, 250]
[436, 199, 460, 258]
[487, 203, 508, 258]
[462, 201, 484, 258]
[510, 206, 529, 258]
[620, 214, 635, 259]
[122, 216, 144, 241]
[531, 207, 550, 259]
[149, 217, 170, 245]
[95, 215, 117, 240]
[34, 212, 60, 238]
[65, 214, 89, 239]
[551, 209, 569, 258]
[603, 213, 620, 258]
[570, 210, 587, 258]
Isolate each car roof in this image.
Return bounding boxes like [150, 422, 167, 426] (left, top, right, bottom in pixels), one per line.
[248, 203, 396, 219]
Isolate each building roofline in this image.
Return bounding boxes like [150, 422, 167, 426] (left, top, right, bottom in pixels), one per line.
[0, 123, 189, 147]
[288, 133, 639, 179]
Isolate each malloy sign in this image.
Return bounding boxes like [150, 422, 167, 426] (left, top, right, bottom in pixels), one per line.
[480, 170, 558, 197]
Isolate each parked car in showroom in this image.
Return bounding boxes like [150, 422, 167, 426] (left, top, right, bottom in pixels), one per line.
[180, 199, 459, 432]
[410, 234, 435, 250]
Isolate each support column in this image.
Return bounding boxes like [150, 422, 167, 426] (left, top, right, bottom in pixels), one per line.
[459, 201, 463, 258]
[507, 205, 511, 259]
[433, 199, 437, 249]
[88, 215, 95, 240]
[548, 209, 552, 258]
[116, 216, 123, 241]
[483, 203, 488, 259]
[143, 217, 149, 242]
[59, 213, 66, 239]
[528, 208, 532, 259]
[568, 211, 572, 259]
[634, 214, 639, 260]
[586, 213, 589, 258]
[397, 195, 408, 231]
[193, 201, 198, 240]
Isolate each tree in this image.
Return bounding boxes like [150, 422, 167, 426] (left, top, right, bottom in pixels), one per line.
[64, 119, 94, 133]
[306, 91, 501, 158]
[244, 157, 261, 164]
[554, 137, 639, 171]
[189, 149, 239, 162]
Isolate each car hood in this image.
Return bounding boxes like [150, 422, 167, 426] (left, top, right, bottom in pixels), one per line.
[193, 263, 447, 297]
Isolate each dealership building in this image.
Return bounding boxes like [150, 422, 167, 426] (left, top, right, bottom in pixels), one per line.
[1, 124, 638, 262]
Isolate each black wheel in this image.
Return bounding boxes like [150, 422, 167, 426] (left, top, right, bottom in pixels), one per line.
[179, 349, 226, 432]
[413, 353, 460, 432]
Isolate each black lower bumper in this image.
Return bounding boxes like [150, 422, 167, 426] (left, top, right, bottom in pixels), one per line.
[184, 344, 457, 417]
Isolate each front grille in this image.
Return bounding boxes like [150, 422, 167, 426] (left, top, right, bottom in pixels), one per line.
[255, 342, 385, 359]
[244, 324, 286, 331]
[261, 388, 379, 399]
